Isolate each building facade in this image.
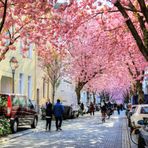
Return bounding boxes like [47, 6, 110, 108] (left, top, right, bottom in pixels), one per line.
[0, 40, 53, 112]
[55, 78, 77, 106]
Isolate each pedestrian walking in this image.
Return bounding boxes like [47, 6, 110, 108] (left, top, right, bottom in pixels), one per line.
[53, 99, 64, 131]
[45, 100, 52, 131]
[106, 101, 113, 119]
[79, 102, 84, 116]
[90, 102, 95, 116]
[117, 105, 120, 115]
[100, 101, 107, 123]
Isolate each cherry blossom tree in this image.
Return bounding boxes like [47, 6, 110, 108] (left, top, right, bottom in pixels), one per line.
[64, 20, 115, 104]
[101, 12, 148, 103]
[45, 7, 146, 104]
[0, 0, 55, 60]
[111, 0, 148, 61]
[49, 0, 148, 61]
[48, 3, 148, 104]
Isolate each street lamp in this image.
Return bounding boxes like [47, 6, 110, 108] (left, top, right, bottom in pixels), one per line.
[9, 57, 19, 93]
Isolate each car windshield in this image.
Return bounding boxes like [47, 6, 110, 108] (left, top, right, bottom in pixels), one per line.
[132, 106, 137, 113]
[140, 107, 148, 114]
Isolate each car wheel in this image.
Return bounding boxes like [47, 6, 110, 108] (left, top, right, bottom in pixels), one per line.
[11, 120, 18, 133]
[128, 119, 131, 127]
[68, 108, 73, 119]
[71, 111, 74, 119]
[31, 117, 37, 128]
[138, 134, 145, 148]
[130, 125, 134, 134]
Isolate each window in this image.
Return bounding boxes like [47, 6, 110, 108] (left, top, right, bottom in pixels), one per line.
[28, 76, 32, 99]
[132, 106, 137, 113]
[5, 32, 10, 46]
[19, 40, 23, 54]
[19, 73, 24, 94]
[19, 96, 26, 107]
[12, 96, 19, 106]
[27, 99, 34, 109]
[141, 107, 148, 114]
[28, 44, 32, 58]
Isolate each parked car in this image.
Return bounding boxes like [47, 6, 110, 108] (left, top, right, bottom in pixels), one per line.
[63, 105, 79, 119]
[72, 105, 79, 118]
[0, 93, 38, 133]
[127, 105, 137, 127]
[138, 117, 148, 148]
[125, 103, 131, 116]
[130, 104, 148, 129]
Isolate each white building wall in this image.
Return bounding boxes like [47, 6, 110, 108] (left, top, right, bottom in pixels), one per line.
[55, 79, 77, 106]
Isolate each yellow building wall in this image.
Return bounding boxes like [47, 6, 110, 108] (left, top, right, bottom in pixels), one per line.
[0, 40, 53, 107]
[35, 64, 53, 107]
[0, 41, 35, 98]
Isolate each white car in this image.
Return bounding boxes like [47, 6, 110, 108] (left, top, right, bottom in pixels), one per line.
[128, 105, 137, 118]
[127, 105, 138, 127]
[130, 104, 148, 128]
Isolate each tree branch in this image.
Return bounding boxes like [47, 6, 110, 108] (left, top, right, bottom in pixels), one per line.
[0, 0, 8, 33]
[114, 0, 148, 61]
[137, 0, 148, 23]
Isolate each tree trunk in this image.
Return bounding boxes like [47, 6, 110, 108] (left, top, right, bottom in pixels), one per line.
[136, 80, 144, 104]
[75, 82, 85, 104]
[93, 92, 96, 104]
[75, 87, 81, 104]
[47, 80, 50, 101]
[86, 91, 90, 104]
[52, 83, 56, 105]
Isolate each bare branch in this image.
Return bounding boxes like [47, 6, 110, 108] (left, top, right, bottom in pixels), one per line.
[0, 0, 8, 33]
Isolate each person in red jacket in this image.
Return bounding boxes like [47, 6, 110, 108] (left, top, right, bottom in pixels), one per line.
[90, 102, 95, 116]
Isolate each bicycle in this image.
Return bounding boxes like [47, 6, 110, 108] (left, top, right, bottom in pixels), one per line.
[101, 111, 106, 123]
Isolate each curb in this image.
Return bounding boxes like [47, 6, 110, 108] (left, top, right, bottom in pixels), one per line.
[122, 117, 131, 148]
[8, 129, 34, 140]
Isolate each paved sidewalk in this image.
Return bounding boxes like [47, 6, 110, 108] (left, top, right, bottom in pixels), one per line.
[1, 110, 134, 148]
[122, 118, 131, 148]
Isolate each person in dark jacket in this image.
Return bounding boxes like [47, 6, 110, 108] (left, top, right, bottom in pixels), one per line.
[80, 102, 84, 115]
[53, 99, 64, 131]
[117, 105, 120, 115]
[100, 101, 107, 123]
[45, 101, 52, 131]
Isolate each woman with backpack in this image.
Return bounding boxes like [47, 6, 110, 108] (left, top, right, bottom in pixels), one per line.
[45, 101, 53, 131]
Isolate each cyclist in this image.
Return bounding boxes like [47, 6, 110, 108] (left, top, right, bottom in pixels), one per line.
[100, 102, 107, 123]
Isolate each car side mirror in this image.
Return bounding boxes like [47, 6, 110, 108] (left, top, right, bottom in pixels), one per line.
[29, 104, 34, 109]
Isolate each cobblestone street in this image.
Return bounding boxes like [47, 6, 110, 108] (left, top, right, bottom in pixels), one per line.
[1, 111, 135, 148]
